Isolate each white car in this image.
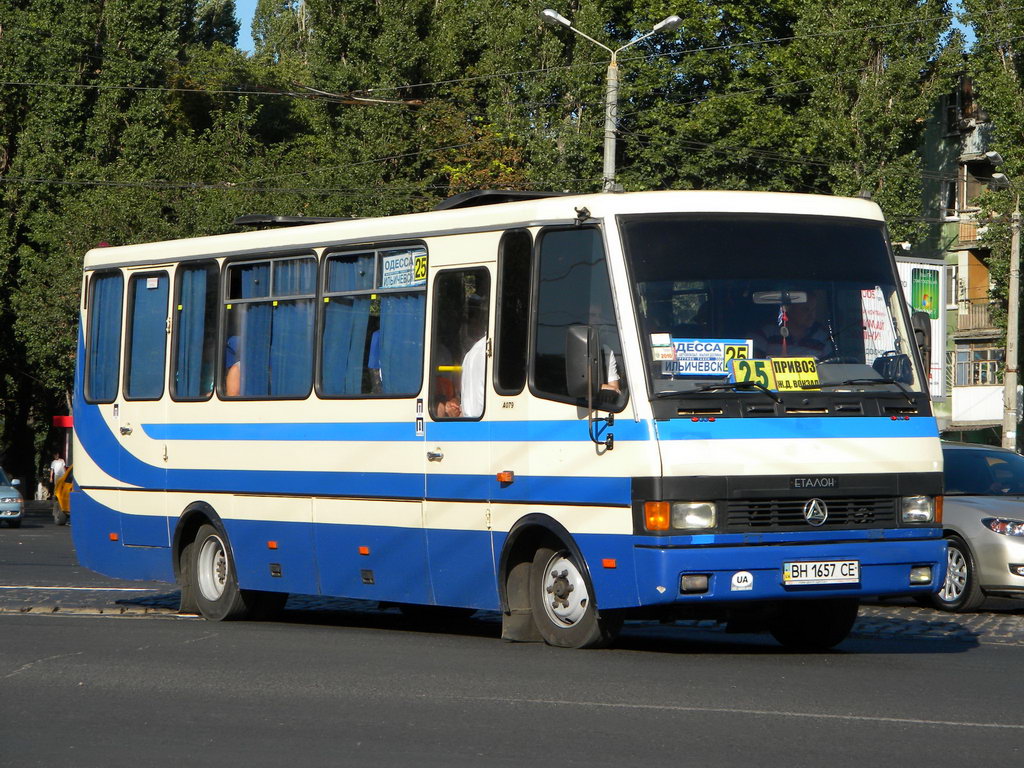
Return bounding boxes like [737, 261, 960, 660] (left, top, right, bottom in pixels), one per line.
[929, 442, 1024, 611]
[0, 466, 24, 528]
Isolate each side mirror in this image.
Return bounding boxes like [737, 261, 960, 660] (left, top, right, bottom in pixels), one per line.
[566, 324, 600, 402]
[911, 310, 931, 369]
[11, 478, 20, 487]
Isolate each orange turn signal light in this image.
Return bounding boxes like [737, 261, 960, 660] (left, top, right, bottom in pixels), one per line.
[935, 496, 943, 524]
[267, 541, 278, 550]
[496, 470, 515, 484]
[644, 501, 670, 531]
[109, 532, 119, 541]
[602, 558, 617, 569]
[358, 546, 370, 556]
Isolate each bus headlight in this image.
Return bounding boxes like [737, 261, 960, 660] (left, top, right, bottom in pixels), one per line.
[644, 501, 717, 531]
[902, 495, 936, 523]
[672, 502, 717, 530]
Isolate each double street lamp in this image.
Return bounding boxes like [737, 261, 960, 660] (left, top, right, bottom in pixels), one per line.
[541, 8, 681, 192]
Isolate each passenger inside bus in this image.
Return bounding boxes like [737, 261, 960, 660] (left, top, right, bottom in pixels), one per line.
[437, 293, 487, 418]
[224, 335, 241, 397]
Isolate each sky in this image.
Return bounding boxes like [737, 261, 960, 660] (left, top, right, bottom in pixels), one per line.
[235, 0, 257, 53]
[231, 1, 973, 55]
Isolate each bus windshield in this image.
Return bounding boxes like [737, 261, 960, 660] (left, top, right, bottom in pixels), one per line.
[620, 213, 925, 397]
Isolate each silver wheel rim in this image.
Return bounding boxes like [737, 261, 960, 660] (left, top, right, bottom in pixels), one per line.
[541, 552, 589, 627]
[197, 534, 229, 601]
[940, 545, 968, 603]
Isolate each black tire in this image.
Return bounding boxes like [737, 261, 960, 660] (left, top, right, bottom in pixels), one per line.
[177, 539, 199, 615]
[190, 523, 252, 621]
[53, 500, 68, 526]
[929, 535, 985, 612]
[528, 543, 620, 649]
[768, 598, 859, 651]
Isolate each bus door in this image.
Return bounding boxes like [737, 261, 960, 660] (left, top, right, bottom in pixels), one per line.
[117, 269, 171, 546]
[424, 266, 496, 608]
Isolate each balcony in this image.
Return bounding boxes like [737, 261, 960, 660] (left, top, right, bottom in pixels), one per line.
[957, 301, 994, 332]
[959, 218, 979, 245]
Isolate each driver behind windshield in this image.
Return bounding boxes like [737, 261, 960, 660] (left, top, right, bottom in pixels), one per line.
[753, 291, 834, 359]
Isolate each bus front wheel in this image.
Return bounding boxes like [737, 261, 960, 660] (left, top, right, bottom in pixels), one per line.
[529, 544, 619, 649]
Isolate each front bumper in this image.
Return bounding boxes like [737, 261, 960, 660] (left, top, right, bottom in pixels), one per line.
[972, 529, 1024, 597]
[632, 535, 946, 605]
[0, 504, 23, 520]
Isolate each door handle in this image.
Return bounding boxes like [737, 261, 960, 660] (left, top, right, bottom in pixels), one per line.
[120, 425, 133, 436]
[427, 449, 444, 461]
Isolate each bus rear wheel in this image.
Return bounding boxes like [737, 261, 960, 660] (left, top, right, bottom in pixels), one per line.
[529, 544, 619, 649]
[192, 524, 253, 621]
[767, 598, 859, 651]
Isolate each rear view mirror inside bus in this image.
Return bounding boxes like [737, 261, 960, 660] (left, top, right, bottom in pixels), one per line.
[752, 290, 808, 305]
[565, 324, 600, 402]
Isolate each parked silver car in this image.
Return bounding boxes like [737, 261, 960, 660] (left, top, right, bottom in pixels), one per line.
[929, 442, 1024, 611]
[0, 466, 24, 528]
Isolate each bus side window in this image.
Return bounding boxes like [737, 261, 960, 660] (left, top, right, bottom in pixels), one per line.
[172, 262, 219, 401]
[223, 255, 316, 398]
[532, 227, 627, 408]
[494, 229, 532, 396]
[124, 272, 169, 400]
[84, 271, 124, 404]
[431, 268, 491, 419]
[320, 246, 426, 397]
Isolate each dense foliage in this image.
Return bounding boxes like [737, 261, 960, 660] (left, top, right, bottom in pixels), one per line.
[0, 0, 1017, 482]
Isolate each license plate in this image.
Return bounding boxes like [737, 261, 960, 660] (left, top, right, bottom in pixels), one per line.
[783, 560, 859, 585]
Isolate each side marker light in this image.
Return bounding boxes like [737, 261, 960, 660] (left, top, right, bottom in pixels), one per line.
[358, 546, 370, 556]
[602, 558, 617, 569]
[109, 532, 119, 542]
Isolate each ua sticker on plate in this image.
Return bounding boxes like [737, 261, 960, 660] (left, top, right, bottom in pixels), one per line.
[731, 571, 753, 591]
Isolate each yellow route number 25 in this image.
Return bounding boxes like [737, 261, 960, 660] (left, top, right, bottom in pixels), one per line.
[729, 358, 777, 390]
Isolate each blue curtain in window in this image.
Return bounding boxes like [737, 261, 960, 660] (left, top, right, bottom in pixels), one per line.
[379, 292, 425, 394]
[176, 267, 207, 398]
[87, 273, 123, 401]
[270, 259, 315, 396]
[322, 298, 370, 394]
[321, 257, 372, 395]
[238, 262, 271, 396]
[127, 275, 168, 398]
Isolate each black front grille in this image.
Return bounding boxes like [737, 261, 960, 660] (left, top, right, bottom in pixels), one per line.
[723, 497, 898, 532]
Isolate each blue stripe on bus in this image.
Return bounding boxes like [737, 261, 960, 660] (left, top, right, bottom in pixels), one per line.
[654, 416, 938, 440]
[140, 415, 936, 443]
[74, 396, 632, 504]
[140, 418, 651, 443]
[71, 486, 946, 611]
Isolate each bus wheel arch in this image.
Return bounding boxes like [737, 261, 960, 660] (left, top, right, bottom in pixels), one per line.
[499, 515, 619, 648]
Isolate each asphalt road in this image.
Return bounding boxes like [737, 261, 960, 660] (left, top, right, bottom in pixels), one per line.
[3, 506, 1024, 767]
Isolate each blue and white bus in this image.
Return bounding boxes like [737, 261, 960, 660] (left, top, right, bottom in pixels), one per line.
[72, 189, 946, 650]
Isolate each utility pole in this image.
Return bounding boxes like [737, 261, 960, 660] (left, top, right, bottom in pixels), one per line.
[1001, 201, 1021, 450]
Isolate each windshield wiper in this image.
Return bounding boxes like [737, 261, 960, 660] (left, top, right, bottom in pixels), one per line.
[657, 380, 782, 403]
[810, 377, 916, 405]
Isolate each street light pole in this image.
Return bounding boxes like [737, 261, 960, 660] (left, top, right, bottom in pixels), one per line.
[541, 9, 681, 192]
[1001, 196, 1021, 450]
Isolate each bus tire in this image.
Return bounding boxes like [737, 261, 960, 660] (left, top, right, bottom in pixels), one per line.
[191, 523, 251, 621]
[529, 544, 619, 649]
[767, 598, 859, 651]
